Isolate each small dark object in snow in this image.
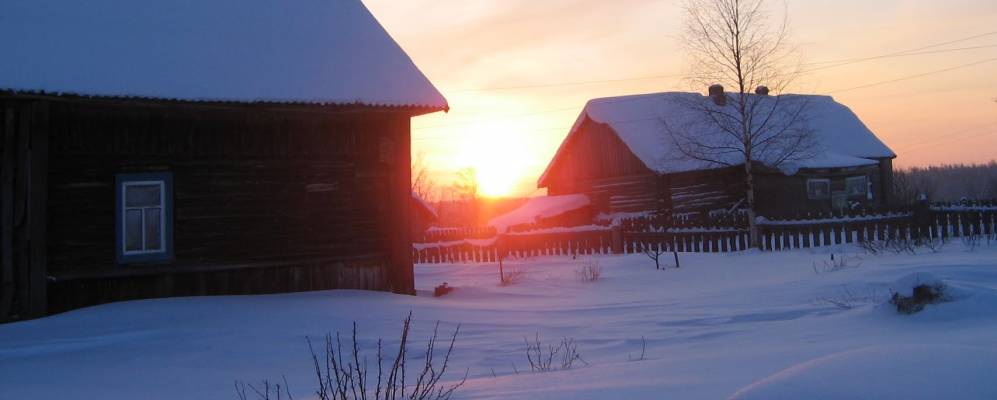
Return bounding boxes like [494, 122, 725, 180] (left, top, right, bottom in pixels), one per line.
[434, 282, 454, 297]
[890, 283, 946, 314]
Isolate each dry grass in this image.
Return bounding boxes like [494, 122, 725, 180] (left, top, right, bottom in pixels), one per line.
[575, 261, 602, 282]
[500, 268, 528, 286]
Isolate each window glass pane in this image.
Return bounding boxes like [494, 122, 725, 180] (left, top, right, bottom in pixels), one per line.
[125, 209, 144, 251]
[808, 180, 829, 199]
[846, 176, 867, 197]
[125, 184, 162, 208]
[145, 208, 162, 250]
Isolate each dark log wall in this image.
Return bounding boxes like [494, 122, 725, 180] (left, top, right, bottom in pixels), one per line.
[0, 99, 49, 321]
[664, 167, 745, 216]
[31, 98, 413, 314]
[543, 117, 659, 213]
[754, 162, 888, 217]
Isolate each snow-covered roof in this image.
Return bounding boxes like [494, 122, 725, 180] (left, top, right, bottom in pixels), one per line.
[539, 92, 895, 187]
[0, 0, 447, 110]
[411, 191, 438, 221]
[487, 194, 590, 232]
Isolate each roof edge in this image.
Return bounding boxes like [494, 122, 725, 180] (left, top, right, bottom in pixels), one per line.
[0, 89, 448, 114]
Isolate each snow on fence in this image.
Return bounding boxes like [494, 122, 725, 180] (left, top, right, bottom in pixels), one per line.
[412, 209, 997, 263]
[418, 226, 497, 243]
[759, 210, 997, 251]
[412, 228, 614, 264]
[622, 228, 751, 254]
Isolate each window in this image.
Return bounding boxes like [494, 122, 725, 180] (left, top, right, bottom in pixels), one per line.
[807, 178, 830, 200]
[116, 172, 173, 263]
[845, 175, 869, 199]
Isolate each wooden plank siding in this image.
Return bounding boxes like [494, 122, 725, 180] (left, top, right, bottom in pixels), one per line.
[543, 117, 660, 213]
[663, 167, 745, 216]
[541, 117, 745, 216]
[0, 95, 418, 317]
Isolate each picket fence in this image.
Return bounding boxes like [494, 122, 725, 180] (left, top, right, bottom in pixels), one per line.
[413, 208, 997, 264]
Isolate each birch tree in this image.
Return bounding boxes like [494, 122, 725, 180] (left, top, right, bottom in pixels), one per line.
[668, 0, 816, 247]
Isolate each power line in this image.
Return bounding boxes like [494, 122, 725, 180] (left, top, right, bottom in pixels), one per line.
[896, 121, 997, 153]
[414, 33, 997, 138]
[805, 30, 997, 66]
[802, 44, 997, 74]
[419, 55, 997, 135]
[829, 56, 997, 93]
[903, 131, 997, 154]
[441, 31, 997, 94]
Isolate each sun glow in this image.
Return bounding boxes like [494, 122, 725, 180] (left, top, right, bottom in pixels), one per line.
[454, 120, 537, 198]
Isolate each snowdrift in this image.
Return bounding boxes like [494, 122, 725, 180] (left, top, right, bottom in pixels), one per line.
[729, 345, 997, 400]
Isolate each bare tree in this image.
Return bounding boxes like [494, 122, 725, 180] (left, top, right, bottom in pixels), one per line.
[643, 242, 666, 270]
[411, 151, 437, 203]
[669, 0, 815, 247]
[451, 167, 479, 226]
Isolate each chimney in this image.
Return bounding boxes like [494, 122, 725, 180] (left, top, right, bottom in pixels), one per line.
[708, 84, 726, 106]
[755, 85, 770, 96]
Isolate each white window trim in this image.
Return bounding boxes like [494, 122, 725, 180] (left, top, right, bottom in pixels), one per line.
[121, 180, 167, 256]
[807, 178, 831, 200]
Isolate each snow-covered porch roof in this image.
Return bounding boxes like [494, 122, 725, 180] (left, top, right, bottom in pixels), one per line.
[487, 194, 591, 232]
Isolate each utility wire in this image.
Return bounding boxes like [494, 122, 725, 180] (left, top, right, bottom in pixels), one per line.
[896, 121, 997, 153]
[805, 30, 997, 66]
[416, 55, 997, 138]
[829, 57, 997, 93]
[442, 31, 997, 94]
[416, 32, 997, 139]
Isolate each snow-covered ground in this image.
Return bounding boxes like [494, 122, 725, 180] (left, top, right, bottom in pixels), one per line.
[2, 244, 997, 399]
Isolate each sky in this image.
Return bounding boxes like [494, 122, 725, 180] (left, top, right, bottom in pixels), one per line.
[365, 0, 997, 198]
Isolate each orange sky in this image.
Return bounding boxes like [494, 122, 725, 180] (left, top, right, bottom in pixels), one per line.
[365, 0, 997, 198]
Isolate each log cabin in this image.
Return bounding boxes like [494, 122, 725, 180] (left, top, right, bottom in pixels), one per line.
[0, 0, 447, 321]
[538, 88, 896, 219]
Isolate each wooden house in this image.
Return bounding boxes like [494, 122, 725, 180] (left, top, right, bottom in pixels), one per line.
[411, 192, 439, 238]
[538, 90, 896, 219]
[0, 0, 447, 320]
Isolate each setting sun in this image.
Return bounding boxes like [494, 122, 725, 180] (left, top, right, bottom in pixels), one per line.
[452, 119, 540, 198]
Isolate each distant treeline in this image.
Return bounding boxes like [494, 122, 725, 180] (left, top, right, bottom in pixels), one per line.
[894, 161, 997, 203]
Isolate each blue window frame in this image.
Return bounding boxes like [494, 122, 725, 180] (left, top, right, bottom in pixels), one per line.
[115, 172, 174, 264]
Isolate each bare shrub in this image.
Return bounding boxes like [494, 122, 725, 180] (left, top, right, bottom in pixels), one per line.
[524, 332, 587, 372]
[860, 236, 947, 255]
[886, 238, 918, 255]
[816, 285, 882, 310]
[235, 377, 294, 400]
[642, 242, 666, 270]
[917, 236, 946, 253]
[575, 261, 602, 282]
[642, 243, 679, 270]
[628, 336, 647, 362]
[238, 313, 465, 400]
[812, 254, 862, 274]
[891, 283, 948, 314]
[857, 238, 883, 255]
[962, 233, 981, 251]
[500, 268, 527, 286]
